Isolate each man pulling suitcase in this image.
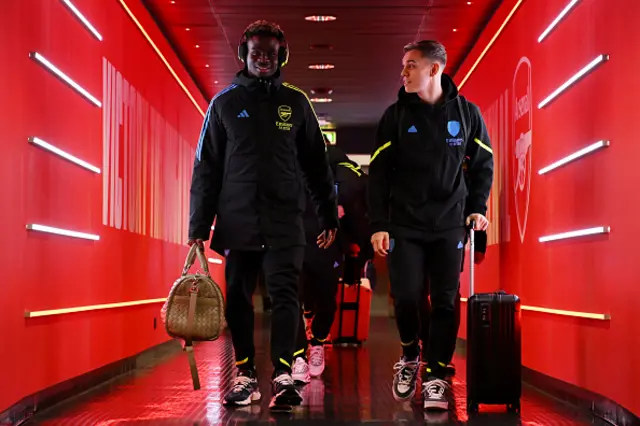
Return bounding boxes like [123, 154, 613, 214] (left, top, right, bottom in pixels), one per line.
[368, 39, 493, 411]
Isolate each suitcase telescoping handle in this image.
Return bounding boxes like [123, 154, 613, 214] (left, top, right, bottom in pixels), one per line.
[468, 220, 475, 297]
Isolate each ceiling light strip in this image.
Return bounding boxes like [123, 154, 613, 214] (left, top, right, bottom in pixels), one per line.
[26, 224, 100, 241]
[25, 298, 166, 318]
[305, 15, 337, 22]
[60, 0, 103, 41]
[459, 298, 610, 320]
[538, 54, 609, 109]
[538, 0, 580, 43]
[29, 137, 101, 173]
[458, 0, 524, 89]
[29, 52, 102, 107]
[308, 64, 335, 70]
[539, 226, 610, 243]
[117, 0, 205, 117]
[208, 258, 223, 264]
[538, 140, 609, 175]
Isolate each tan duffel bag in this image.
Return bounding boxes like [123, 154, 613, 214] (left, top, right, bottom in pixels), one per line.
[161, 243, 225, 390]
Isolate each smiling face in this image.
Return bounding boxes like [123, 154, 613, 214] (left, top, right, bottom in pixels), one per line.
[400, 49, 441, 94]
[245, 35, 281, 78]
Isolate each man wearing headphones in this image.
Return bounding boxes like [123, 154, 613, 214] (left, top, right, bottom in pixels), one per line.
[187, 20, 338, 410]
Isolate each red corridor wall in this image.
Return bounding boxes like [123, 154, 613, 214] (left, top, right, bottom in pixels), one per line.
[2, 0, 639, 418]
[454, 0, 640, 415]
[0, 0, 223, 412]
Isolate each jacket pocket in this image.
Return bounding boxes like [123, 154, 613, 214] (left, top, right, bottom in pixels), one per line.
[444, 140, 464, 164]
[444, 139, 464, 175]
[274, 179, 301, 204]
[219, 181, 257, 216]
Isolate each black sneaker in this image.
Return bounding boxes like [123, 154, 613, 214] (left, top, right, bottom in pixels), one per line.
[271, 372, 303, 407]
[422, 378, 451, 411]
[392, 356, 420, 401]
[223, 370, 261, 406]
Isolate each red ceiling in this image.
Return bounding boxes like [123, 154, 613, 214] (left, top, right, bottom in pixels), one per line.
[142, 0, 501, 126]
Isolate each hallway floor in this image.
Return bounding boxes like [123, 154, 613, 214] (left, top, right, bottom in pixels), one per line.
[28, 316, 606, 425]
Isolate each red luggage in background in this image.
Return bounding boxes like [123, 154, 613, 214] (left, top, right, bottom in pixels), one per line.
[330, 277, 372, 345]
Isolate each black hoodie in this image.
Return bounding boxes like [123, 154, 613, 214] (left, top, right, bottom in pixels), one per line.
[328, 146, 371, 250]
[303, 145, 371, 251]
[367, 74, 493, 235]
[188, 70, 338, 254]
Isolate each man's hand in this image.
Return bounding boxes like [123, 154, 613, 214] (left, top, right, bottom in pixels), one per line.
[187, 239, 205, 249]
[466, 213, 489, 231]
[371, 231, 390, 257]
[317, 229, 337, 249]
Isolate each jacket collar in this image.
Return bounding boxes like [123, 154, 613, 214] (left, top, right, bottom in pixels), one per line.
[396, 73, 459, 108]
[233, 69, 283, 93]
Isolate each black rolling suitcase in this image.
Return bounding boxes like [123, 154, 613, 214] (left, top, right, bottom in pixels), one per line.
[466, 223, 522, 413]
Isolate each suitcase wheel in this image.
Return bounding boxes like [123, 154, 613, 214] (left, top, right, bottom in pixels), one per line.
[467, 401, 479, 413]
[507, 401, 520, 413]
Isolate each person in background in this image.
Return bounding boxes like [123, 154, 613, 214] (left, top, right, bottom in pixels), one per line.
[326, 141, 374, 268]
[292, 139, 372, 383]
[367, 39, 493, 411]
[187, 20, 338, 409]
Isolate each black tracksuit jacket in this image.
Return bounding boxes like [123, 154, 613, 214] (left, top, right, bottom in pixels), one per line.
[367, 74, 494, 237]
[188, 71, 339, 254]
[302, 145, 371, 255]
[328, 146, 371, 254]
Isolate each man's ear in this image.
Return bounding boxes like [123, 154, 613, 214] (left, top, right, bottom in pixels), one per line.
[430, 62, 441, 77]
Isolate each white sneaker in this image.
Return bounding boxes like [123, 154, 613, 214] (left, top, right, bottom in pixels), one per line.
[223, 371, 261, 406]
[392, 357, 420, 401]
[292, 356, 311, 384]
[422, 378, 451, 411]
[309, 345, 325, 377]
[271, 373, 302, 407]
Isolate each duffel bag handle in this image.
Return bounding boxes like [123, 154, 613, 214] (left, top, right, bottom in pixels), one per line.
[181, 244, 211, 277]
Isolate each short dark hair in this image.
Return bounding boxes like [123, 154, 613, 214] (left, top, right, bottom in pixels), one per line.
[244, 20, 285, 42]
[403, 40, 447, 66]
